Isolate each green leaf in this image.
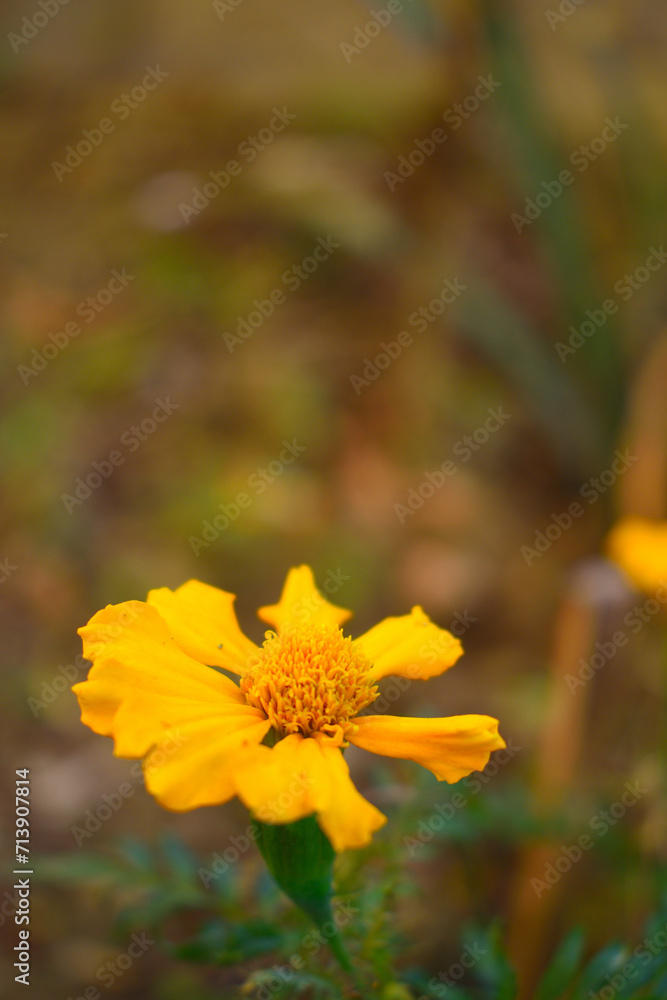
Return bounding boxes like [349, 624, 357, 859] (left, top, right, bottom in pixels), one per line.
[245, 967, 343, 999]
[167, 917, 285, 966]
[535, 927, 585, 1000]
[476, 3, 624, 416]
[159, 831, 200, 882]
[35, 852, 131, 885]
[453, 282, 607, 478]
[573, 943, 628, 999]
[114, 835, 156, 872]
[472, 923, 517, 1000]
[113, 882, 206, 935]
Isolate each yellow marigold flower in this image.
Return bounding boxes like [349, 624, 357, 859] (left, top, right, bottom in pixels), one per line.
[73, 566, 505, 852]
[606, 516, 667, 593]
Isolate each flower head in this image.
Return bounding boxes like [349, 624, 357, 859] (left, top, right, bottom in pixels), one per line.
[606, 516, 667, 593]
[73, 566, 505, 851]
[241, 623, 377, 742]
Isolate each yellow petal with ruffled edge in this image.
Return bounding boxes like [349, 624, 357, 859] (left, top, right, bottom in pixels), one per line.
[232, 733, 386, 851]
[110, 695, 266, 758]
[148, 580, 259, 675]
[312, 735, 387, 851]
[606, 516, 667, 593]
[231, 734, 324, 823]
[353, 606, 463, 681]
[257, 566, 352, 630]
[349, 714, 505, 782]
[144, 716, 271, 811]
[74, 602, 249, 750]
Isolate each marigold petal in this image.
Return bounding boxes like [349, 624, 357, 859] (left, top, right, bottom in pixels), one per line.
[232, 734, 326, 824]
[147, 580, 259, 674]
[232, 733, 386, 851]
[349, 714, 505, 782]
[354, 606, 463, 681]
[144, 716, 271, 811]
[111, 696, 266, 758]
[312, 735, 387, 851]
[257, 566, 352, 630]
[75, 601, 244, 744]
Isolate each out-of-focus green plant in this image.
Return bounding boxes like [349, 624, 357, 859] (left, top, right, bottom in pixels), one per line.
[38, 806, 667, 999]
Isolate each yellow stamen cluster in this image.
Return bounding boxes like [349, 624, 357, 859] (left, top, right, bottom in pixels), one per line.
[241, 623, 378, 741]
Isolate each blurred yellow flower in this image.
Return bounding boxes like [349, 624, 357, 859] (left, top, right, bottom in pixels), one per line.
[73, 566, 505, 851]
[606, 516, 667, 592]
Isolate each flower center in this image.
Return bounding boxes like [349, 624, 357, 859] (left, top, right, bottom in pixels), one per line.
[240, 622, 378, 741]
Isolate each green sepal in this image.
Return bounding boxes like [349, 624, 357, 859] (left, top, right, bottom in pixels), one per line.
[255, 814, 335, 926]
[254, 814, 354, 975]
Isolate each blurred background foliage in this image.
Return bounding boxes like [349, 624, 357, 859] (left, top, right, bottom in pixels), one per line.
[1, 0, 666, 996]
